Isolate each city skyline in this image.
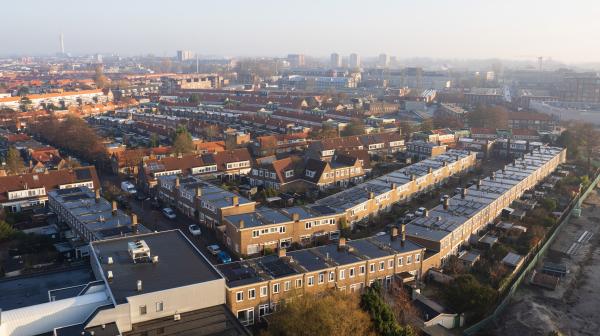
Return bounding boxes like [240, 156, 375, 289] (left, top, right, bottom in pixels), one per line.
[2, 0, 600, 64]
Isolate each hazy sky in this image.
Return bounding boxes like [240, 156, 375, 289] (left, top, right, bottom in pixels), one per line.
[2, 0, 600, 63]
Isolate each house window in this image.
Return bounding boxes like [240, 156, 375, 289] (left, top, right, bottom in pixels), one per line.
[339, 269, 345, 280]
[252, 230, 260, 238]
[284, 281, 291, 291]
[369, 264, 375, 273]
[139, 305, 147, 315]
[156, 301, 164, 312]
[305, 222, 312, 229]
[416, 254, 421, 263]
[379, 261, 385, 271]
[349, 268, 355, 278]
[236, 291, 244, 302]
[260, 286, 268, 297]
[308, 276, 315, 286]
[248, 288, 256, 299]
[272, 283, 280, 294]
[258, 304, 270, 317]
[388, 259, 394, 269]
[407, 256, 412, 264]
[285, 170, 294, 178]
[296, 278, 303, 288]
[360, 265, 366, 275]
[318, 273, 325, 284]
[398, 257, 403, 266]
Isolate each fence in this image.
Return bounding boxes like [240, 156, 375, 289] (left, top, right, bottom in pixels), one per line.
[463, 171, 600, 335]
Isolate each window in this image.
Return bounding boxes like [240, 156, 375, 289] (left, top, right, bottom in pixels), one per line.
[407, 256, 412, 264]
[308, 276, 315, 286]
[329, 271, 335, 282]
[272, 283, 280, 294]
[415, 254, 421, 263]
[349, 268, 355, 278]
[339, 269, 345, 280]
[252, 230, 260, 238]
[258, 304, 270, 317]
[156, 301, 164, 312]
[248, 288, 256, 300]
[285, 170, 294, 178]
[359, 265, 366, 275]
[139, 305, 147, 315]
[260, 286, 268, 297]
[279, 226, 286, 233]
[398, 257, 403, 266]
[318, 273, 325, 284]
[305, 222, 312, 229]
[296, 278, 303, 288]
[379, 261, 385, 271]
[284, 281, 291, 292]
[369, 264, 375, 273]
[388, 259, 394, 269]
[236, 291, 244, 302]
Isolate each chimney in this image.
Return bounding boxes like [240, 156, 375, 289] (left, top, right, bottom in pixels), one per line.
[411, 174, 416, 181]
[278, 248, 286, 258]
[112, 201, 117, 216]
[442, 161, 447, 167]
[292, 213, 300, 222]
[369, 192, 375, 199]
[513, 160, 516, 167]
[401, 224, 406, 246]
[238, 219, 244, 229]
[461, 188, 467, 199]
[491, 172, 496, 180]
[232, 196, 239, 206]
[423, 208, 429, 217]
[175, 177, 180, 189]
[477, 179, 482, 189]
[95, 189, 101, 203]
[338, 237, 347, 251]
[391, 226, 399, 240]
[131, 213, 138, 234]
[196, 186, 202, 198]
[428, 167, 433, 174]
[107, 271, 113, 281]
[391, 182, 397, 190]
[443, 198, 449, 210]
[137, 280, 143, 292]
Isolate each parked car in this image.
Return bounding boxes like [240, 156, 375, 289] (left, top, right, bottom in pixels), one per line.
[162, 207, 176, 219]
[207, 244, 221, 255]
[401, 213, 415, 223]
[120, 181, 137, 195]
[217, 251, 232, 264]
[415, 207, 427, 216]
[188, 224, 201, 236]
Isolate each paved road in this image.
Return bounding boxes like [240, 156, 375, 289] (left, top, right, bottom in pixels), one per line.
[99, 172, 234, 265]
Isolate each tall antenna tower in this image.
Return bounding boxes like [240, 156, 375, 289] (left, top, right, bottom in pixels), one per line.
[538, 56, 543, 72]
[59, 33, 65, 54]
[196, 54, 199, 73]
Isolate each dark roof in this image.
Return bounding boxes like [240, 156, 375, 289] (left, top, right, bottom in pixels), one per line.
[91, 230, 222, 304]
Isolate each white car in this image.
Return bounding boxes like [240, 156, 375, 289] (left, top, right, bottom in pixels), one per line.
[415, 207, 427, 216]
[188, 224, 201, 236]
[162, 207, 176, 219]
[207, 244, 221, 255]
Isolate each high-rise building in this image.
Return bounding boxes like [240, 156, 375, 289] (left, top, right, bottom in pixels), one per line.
[349, 53, 361, 69]
[287, 54, 305, 67]
[176, 50, 194, 61]
[330, 53, 341, 68]
[378, 53, 390, 67]
[562, 74, 600, 103]
[59, 33, 65, 54]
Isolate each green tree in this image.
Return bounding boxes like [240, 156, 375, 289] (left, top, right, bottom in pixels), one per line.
[420, 118, 433, 132]
[0, 220, 16, 242]
[573, 123, 600, 174]
[468, 105, 508, 129]
[399, 121, 414, 141]
[188, 93, 201, 105]
[443, 274, 497, 321]
[19, 97, 32, 112]
[93, 64, 109, 88]
[341, 119, 366, 136]
[5, 147, 25, 174]
[149, 133, 160, 147]
[361, 282, 416, 336]
[172, 125, 194, 155]
[556, 130, 579, 159]
[17, 86, 29, 97]
[262, 290, 375, 336]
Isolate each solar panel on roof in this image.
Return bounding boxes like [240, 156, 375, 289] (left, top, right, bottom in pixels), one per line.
[260, 259, 296, 277]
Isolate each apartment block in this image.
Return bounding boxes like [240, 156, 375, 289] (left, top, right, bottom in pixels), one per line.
[407, 146, 566, 270]
[217, 231, 425, 326]
[406, 141, 448, 161]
